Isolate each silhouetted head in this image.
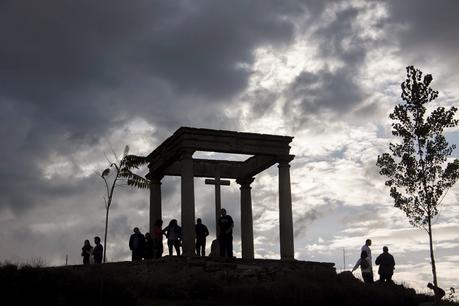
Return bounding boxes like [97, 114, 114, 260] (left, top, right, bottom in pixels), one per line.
[427, 283, 434, 289]
[145, 232, 151, 239]
[134, 227, 140, 234]
[197, 218, 202, 224]
[94, 236, 101, 244]
[169, 219, 177, 227]
[154, 219, 163, 226]
[383, 246, 388, 253]
[360, 250, 368, 259]
[221, 208, 227, 216]
[366, 239, 372, 246]
[84, 239, 90, 246]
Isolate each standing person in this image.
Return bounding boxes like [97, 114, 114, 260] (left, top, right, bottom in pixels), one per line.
[218, 208, 234, 258]
[144, 232, 154, 260]
[361, 239, 373, 282]
[164, 219, 182, 256]
[195, 218, 209, 256]
[93, 236, 103, 264]
[152, 219, 164, 258]
[129, 227, 145, 261]
[352, 250, 373, 284]
[81, 239, 93, 265]
[375, 246, 395, 283]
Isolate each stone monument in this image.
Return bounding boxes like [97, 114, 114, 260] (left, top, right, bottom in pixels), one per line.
[146, 127, 295, 260]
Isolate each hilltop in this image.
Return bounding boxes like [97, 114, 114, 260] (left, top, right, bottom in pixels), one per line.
[1, 257, 456, 306]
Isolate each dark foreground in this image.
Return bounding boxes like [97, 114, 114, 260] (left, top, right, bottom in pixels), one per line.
[0, 257, 456, 306]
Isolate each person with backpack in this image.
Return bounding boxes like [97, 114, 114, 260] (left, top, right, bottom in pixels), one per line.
[352, 250, 373, 284]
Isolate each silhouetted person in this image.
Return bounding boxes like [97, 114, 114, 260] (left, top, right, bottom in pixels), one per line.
[218, 208, 234, 258]
[195, 218, 209, 256]
[427, 282, 445, 300]
[164, 219, 182, 256]
[81, 239, 93, 265]
[93, 236, 103, 264]
[361, 239, 373, 282]
[352, 250, 373, 284]
[144, 232, 154, 260]
[152, 219, 164, 258]
[375, 246, 395, 283]
[129, 227, 145, 261]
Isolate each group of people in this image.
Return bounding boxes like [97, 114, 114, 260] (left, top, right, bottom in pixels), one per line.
[127, 208, 234, 260]
[81, 236, 104, 264]
[352, 239, 395, 284]
[129, 218, 183, 260]
[351, 239, 446, 300]
[82, 208, 234, 264]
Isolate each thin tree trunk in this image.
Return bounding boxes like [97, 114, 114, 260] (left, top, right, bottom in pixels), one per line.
[417, 136, 440, 303]
[103, 171, 117, 263]
[103, 206, 109, 263]
[427, 216, 439, 304]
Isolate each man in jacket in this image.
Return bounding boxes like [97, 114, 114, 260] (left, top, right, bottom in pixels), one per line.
[218, 208, 234, 258]
[375, 246, 395, 283]
[195, 218, 209, 256]
[129, 227, 145, 261]
[93, 236, 103, 264]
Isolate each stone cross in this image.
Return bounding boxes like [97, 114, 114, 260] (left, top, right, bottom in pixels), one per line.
[205, 171, 230, 237]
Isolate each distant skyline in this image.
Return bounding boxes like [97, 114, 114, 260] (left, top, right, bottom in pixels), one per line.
[1, 0, 458, 295]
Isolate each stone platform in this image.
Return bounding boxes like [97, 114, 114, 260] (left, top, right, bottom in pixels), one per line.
[68, 256, 336, 285]
[12, 257, 432, 305]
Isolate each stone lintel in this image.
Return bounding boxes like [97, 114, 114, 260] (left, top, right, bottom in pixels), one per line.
[156, 155, 284, 179]
[147, 127, 293, 176]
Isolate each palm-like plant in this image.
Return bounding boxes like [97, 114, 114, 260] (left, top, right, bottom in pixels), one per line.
[100, 145, 150, 263]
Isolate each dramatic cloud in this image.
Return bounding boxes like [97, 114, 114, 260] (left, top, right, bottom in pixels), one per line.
[0, 0, 301, 212]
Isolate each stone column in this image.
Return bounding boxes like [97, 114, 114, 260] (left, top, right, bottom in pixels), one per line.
[278, 157, 294, 260]
[149, 174, 163, 234]
[237, 177, 255, 259]
[180, 150, 195, 256]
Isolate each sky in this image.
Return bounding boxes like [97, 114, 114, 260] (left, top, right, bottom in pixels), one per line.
[1, 0, 458, 296]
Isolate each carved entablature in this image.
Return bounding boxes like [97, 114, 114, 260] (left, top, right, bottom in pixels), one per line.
[146, 127, 294, 180]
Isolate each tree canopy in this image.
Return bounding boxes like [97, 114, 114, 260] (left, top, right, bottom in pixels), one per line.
[377, 66, 459, 229]
[377, 66, 459, 292]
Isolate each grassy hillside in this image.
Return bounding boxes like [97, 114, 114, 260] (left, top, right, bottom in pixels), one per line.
[1, 257, 456, 306]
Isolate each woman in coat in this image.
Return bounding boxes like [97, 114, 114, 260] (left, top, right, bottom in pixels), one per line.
[81, 239, 93, 264]
[163, 219, 182, 256]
